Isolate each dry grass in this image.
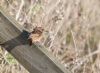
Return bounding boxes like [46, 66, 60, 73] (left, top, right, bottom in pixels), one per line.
[0, 0, 100, 73]
[0, 47, 29, 73]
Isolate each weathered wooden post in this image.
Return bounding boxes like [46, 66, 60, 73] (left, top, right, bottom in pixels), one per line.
[0, 6, 71, 73]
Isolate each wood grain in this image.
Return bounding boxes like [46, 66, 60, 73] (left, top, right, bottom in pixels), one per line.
[0, 6, 71, 73]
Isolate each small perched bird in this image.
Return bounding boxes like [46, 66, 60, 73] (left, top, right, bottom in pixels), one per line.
[28, 27, 44, 46]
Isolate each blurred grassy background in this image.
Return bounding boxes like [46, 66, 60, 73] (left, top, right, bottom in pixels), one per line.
[1, 0, 100, 73]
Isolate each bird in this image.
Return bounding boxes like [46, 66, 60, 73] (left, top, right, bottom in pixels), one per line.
[28, 26, 44, 46]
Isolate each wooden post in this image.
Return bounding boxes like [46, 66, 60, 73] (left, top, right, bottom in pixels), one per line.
[0, 6, 71, 73]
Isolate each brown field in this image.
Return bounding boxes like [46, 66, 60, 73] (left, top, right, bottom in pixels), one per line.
[0, 0, 100, 73]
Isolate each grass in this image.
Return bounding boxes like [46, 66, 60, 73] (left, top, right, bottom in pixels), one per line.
[1, 0, 100, 73]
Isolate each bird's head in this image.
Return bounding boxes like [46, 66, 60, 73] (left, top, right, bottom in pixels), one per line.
[32, 26, 44, 34]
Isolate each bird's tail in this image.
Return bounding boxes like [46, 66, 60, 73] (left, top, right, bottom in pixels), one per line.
[28, 38, 32, 46]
